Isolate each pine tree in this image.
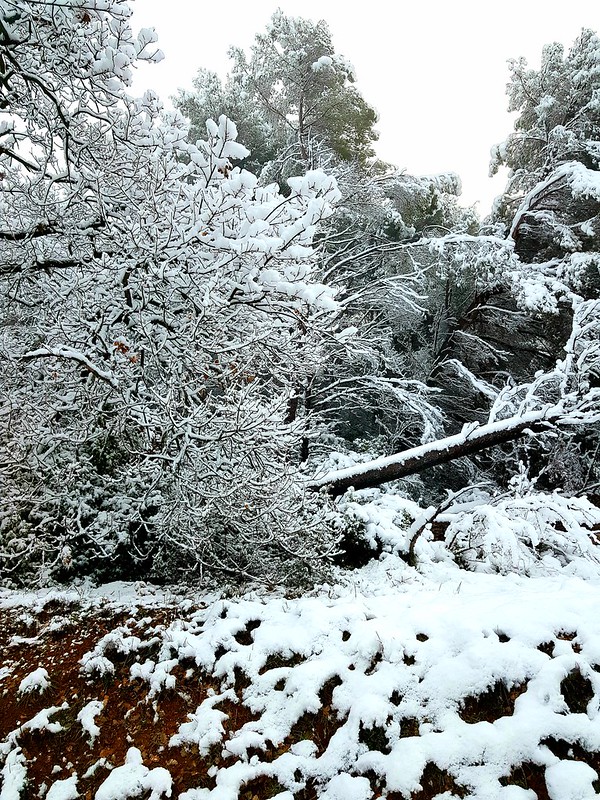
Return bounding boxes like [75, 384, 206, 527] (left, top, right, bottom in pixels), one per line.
[176, 11, 379, 181]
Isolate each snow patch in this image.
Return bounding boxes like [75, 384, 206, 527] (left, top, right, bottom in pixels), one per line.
[77, 700, 104, 744]
[46, 775, 79, 800]
[18, 667, 50, 695]
[545, 760, 598, 800]
[95, 748, 171, 800]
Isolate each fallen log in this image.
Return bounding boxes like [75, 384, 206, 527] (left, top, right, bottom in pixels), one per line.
[308, 408, 562, 497]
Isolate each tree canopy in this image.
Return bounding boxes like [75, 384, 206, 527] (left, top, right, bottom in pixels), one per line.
[491, 28, 600, 222]
[175, 11, 379, 180]
[1, 6, 599, 588]
[0, 0, 343, 585]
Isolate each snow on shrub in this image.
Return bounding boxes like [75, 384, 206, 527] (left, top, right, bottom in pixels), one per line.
[336, 476, 600, 578]
[439, 486, 600, 576]
[95, 748, 171, 800]
[18, 667, 50, 695]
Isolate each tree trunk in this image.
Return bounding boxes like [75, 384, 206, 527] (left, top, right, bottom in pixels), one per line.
[308, 408, 562, 497]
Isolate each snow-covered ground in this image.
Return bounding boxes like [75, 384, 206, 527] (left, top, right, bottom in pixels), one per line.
[2, 551, 600, 800]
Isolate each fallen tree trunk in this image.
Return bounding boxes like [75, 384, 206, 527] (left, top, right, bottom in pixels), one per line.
[308, 408, 562, 497]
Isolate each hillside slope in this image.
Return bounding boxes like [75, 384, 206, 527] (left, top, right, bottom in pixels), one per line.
[2, 558, 600, 800]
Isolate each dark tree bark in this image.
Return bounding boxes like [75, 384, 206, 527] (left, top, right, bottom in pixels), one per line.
[309, 409, 563, 497]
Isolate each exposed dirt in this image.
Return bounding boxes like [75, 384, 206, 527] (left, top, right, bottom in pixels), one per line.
[1, 598, 600, 800]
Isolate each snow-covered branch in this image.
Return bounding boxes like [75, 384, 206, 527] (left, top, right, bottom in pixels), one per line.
[309, 410, 558, 496]
[311, 299, 600, 496]
[21, 347, 119, 388]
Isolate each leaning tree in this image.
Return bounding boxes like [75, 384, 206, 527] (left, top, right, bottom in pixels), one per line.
[0, 0, 343, 586]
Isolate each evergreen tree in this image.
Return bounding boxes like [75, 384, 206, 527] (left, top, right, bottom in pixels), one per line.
[175, 11, 378, 180]
[174, 68, 281, 176]
[491, 29, 600, 226]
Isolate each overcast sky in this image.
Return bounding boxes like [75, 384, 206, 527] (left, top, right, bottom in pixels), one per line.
[130, 1, 599, 215]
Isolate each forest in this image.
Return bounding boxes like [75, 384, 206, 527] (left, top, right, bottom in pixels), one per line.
[1, 3, 600, 799]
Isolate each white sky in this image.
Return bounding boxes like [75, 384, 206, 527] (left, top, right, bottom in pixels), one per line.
[130, 0, 600, 215]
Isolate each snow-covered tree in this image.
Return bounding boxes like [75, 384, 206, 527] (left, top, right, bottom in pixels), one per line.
[491, 28, 600, 229]
[486, 30, 600, 494]
[310, 32, 600, 572]
[176, 11, 378, 182]
[174, 15, 491, 466]
[174, 67, 281, 177]
[0, 0, 341, 585]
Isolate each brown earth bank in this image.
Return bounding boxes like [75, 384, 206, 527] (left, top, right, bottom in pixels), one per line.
[1, 592, 600, 800]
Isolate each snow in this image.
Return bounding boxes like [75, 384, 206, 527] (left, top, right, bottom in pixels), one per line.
[0, 748, 27, 800]
[568, 162, 600, 201]
[1, 4, 599, 798]
[510, 159, 600, 241]
[94, 567, 600, 793]
[77, 700, 104, 744]
[18, 666, 50, 695]
[308, 409, 554, 490]
[545, 760, 598, 799]
[320, 774, 372, 800]
[2, 475, 600, 799]
[169, 689, 235, 754]
[20, 703, 69, 735]
[312, 55, 333, 72]
[95, 748, 171, 800]
[3, 561, 600, 798]
[46, 775, 79, 800]
[22, 347, 119, 389]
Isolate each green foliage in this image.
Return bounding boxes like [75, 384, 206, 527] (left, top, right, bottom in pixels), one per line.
[491, 28, 600, 221]
[175, 11, 379, 178]
[174, 69, 281, 176]
[229, 11, 378, 166]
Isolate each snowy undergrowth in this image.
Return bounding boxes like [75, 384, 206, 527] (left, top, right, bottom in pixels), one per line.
[339, 480, 600, 578]
[2, 550, 600, 800]
[158, 569, 600, 800]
